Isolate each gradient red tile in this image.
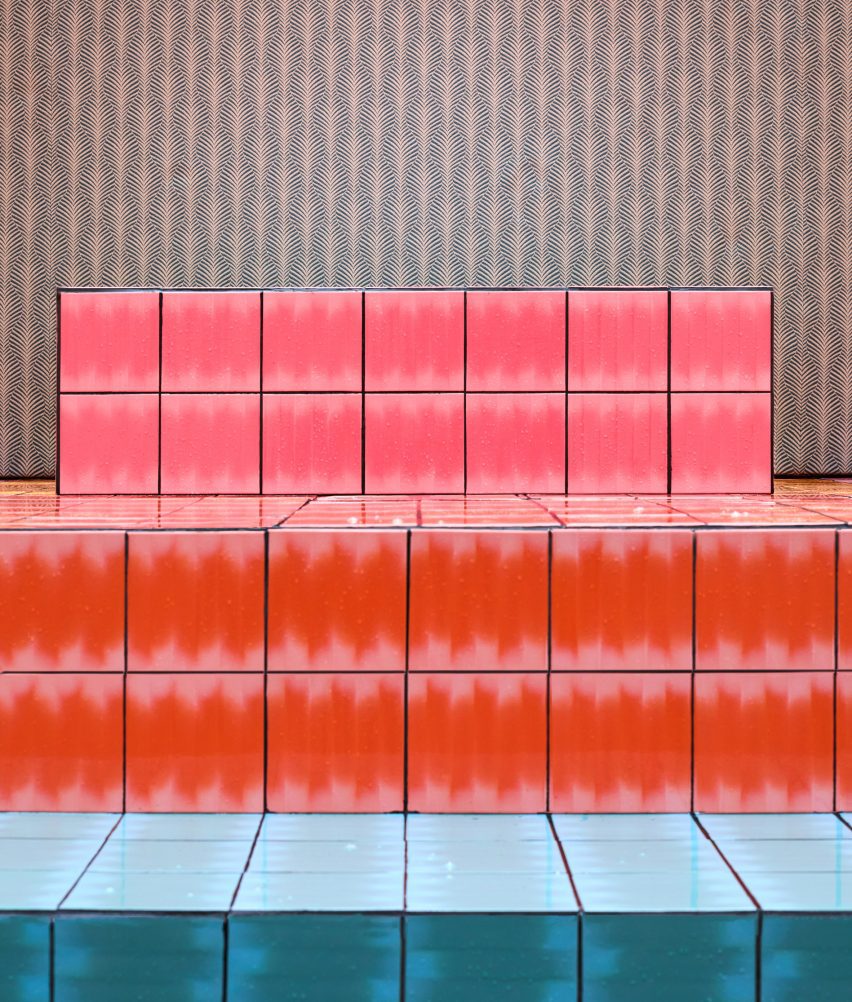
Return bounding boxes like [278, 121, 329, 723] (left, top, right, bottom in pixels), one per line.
[466, 393, 565, 493]
[671, 289, 771, 391]
[552, 529, 693, 671]
[694, 672, 833, 812]
[59, 394, 159, 494]
[834, 672, 852, 808]
[409, 530, 548, 670]
[126, 673, 264, 811]
[268, 530, 407, 670]
[0, 673, 123, 810]
[567, 393, 667, 493]
[161, 291, 261, 391]
[364, 394, 464, 493]
[267, 673, 404, 811]
[550, 672, 691, 811]
[467, 290, 565, 390]
[128, 531, 264, 671]
[567, 290, 668, 391]
[160, 393, 260, 494]
[365, 290, 463, 390]
[670, 392, 772, 493]
[408, 673, 547, 812]
[836, 529, 852, 670]
[263, 290, 362, 390]
[696, 529, 834, 671]
[262, 393, 361, 493]
[60, 291, 159, 392]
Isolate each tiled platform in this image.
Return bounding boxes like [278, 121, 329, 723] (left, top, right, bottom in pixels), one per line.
[3, 812, 852, 1000]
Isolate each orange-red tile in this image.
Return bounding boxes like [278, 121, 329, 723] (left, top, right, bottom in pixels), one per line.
[837, 529, 852, 670]
[128, 532, 264, 671]
[696, 529, 835, 670]
[407, 673, 547, 812]
[126, 673, 264, 811]
[0, 531, 125, 670]
[694, 672, 833, 811]
[267, 673, 404, 811]
[268, 530, 407, 670]
[409, 530, 548, 670]
[551, 529, 693, 670]
[550, 672, 691, 811]
[0, 673, 123, 810]
[834, 672, 852, 808]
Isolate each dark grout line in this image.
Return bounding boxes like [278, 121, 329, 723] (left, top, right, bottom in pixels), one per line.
[691, 531, 697, 812]
[123, 532, 129, 812]
[228, 814, 264, 913]
[56, 814, 124, 912]
[546, 529, 553, 812]
[263, 530, 270, 812]
[403, 530, 412, 813]
[546, 814, 584, 913]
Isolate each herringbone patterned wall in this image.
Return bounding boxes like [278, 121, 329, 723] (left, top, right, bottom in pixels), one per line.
[1, 0, 851, 477]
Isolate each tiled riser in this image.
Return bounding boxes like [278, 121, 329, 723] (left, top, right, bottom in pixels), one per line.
[57, 288, 772, 495]
[2, 524, 852, 812]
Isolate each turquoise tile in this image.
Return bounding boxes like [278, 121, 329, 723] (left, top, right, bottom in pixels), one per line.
[583, 913, 756, 1002]
[54, 915, 223, 1002]
[405, 914, 577, 1002]
[762, 914, 852, 1001]
[228, 914, 399, 1001]
[0, 915, 50, 1002]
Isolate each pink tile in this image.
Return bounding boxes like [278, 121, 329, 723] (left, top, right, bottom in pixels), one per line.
[670, 392, 772, 493]
[671, 289, 771, 390]
[160, 394, 260, 494]
[365, 290, 463, 390]
[263, 290, 362, 390]
[466, 393, 565, 493]
[285, 497, 419, 526]
[467, 290, 565, 390]
[567, 393, 668, 493]
[365, 394, 464, 493]
[262, 394, 361, 493]
[59, 394, 159, 494]
[161, 291, 261, 391]
[568, 290, 668, 391]
[60, 291, 160, 392]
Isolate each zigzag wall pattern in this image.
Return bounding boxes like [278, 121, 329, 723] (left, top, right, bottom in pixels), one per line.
[0, 0, 850, 477]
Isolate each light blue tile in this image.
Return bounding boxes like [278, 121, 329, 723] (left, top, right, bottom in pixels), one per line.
[719, 838, 852, 874]
[0, 838, 105, 873]
[701, 813, 849, 841]
[736, 871, 852, 912]
[90, 839, 252, 874]
[552, 814, 696, 842]
[407, 839, 565, 875]
[0, 814, 117, 841]
[249, 839, 403, 874]
[0, 871, 79, 911]
[259, 814, 403, 842]
[575, 871, 754, 913]
[61, 870, 238, 912]
[406, 872, 577, 913]
[233, 871, 404, 912]
[116, 813, 261, 841]
[407, 815, 550, 842]
[564, 839, 727, 874]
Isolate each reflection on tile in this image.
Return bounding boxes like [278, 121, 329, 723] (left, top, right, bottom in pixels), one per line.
[258, 813, 403, 843]
[117, 813, 261, 842]
[234, 872, 403, 913]
[62, 870, 240, 912]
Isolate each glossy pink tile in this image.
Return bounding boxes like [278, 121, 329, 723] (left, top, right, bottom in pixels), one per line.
[419, 497, 556, 526]
[161, 291, 261, 391]
[263, 290, 362, 390]
[365, 290, 463, 390]
[285, 497, 419, 526]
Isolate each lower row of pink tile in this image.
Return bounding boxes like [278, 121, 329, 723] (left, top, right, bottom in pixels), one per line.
[0, 671, 843, 813]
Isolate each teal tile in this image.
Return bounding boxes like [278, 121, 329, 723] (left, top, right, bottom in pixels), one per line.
[0, 915, 50, 1002]
[54, 915, 223, 1002]
[228, 914, 399, 1001]
[583, 913, 756, 1002]
[762, 914, 852, 1002]
[405, 914, 577, 1002]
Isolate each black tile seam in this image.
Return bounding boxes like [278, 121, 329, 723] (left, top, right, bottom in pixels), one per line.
[404, 529, 412, 813]
[55, 291, 62, 496]
[463, 290, 468, 494]
[836, 528, 840, 812]
[263, 529, 270, 813]
[55, 813, 124, 912]
[258, 292, 264, 494]
[221, 915, 229, 1002]
[227, 814, 264, 915]
[398, 911, 407, 1002]
[691, 530, 697, 813]
[666, 290, 672, 494]
[123, 531, 129, 812]
[361, 292, 366, 495]
[546, 528, 553, 812]
[48, 915, 55, 1002]
[157, 292, 163, 495]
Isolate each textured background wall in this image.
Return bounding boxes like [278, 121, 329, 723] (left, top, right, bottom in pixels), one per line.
[1, 0, 850, 478]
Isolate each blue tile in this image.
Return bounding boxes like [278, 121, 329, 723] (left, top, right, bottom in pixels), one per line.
[0, 915, 50, 1002]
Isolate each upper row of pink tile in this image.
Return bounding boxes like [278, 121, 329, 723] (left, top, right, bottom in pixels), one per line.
[59, 288, 772, 393]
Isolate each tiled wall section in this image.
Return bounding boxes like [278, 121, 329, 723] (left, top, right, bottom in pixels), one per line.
[57, 288, 772, 495]
[3, 523, 847, 813]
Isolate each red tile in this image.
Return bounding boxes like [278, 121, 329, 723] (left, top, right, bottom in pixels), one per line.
[60, 291, 159, 392]
[466, 393, 565, 493]
[567, 393, 668, 493]
[696, 529, 834, 671]
[550, 672, 691, 811]
[670, 392, 772, 493]
[467, 290, 565, 390]
[267, 673, 404, 811]
[552, 529, 693, 670]
[262, 394, 361, 493]
[840, 530, 852, 670]
[671, 289, 771, 391]
[285, 497, 419, 527]
[160, 393, 260, 494]
[0, 531, 124, 670]
[0, 673, 123, 810]
[59, 394, 159, 494]
[694, 672, 833, 811]
[365, 290, 463, 390]
[268, 529, 407, 670]
[126, 673, 264, 811]
[263, 290, 362, 391]
[834, 672, 852, 808]
[161, 291, 261, 391]
[365, 394, 463, 493]
[409, 530, 548, 670]
[408, 673, 547, 812]
[128, 531, 264, 671]
[567, 290, 667, 391]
